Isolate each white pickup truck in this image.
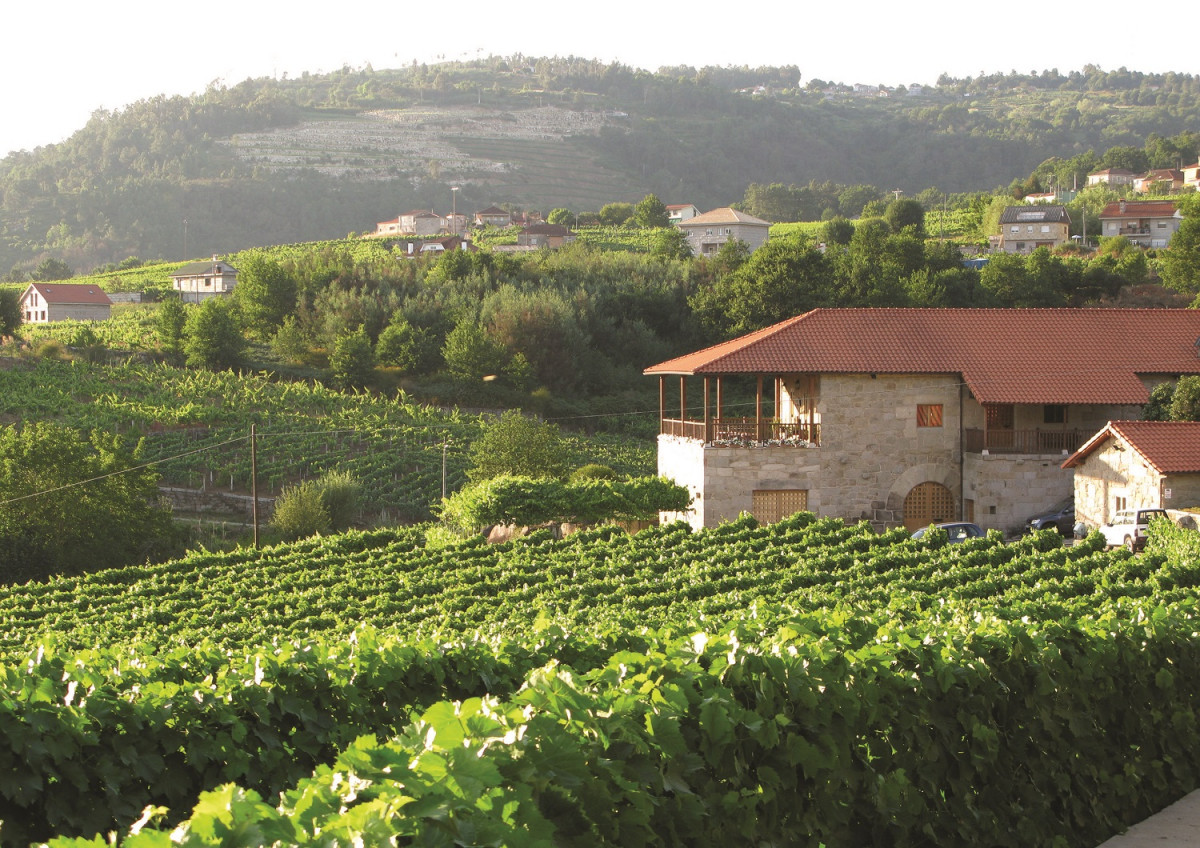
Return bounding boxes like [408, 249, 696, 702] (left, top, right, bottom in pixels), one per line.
[1099, 508, 1169, 552]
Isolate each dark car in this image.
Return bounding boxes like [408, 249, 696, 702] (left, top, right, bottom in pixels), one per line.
[911, 522, 986, 543]
[1025, 497, 1074, 534]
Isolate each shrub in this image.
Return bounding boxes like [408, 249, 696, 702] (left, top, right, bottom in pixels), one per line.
[271, 471, 362, 541]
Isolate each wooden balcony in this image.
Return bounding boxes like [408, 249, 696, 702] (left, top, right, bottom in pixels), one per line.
[964, 428, 1082, 454]
[660, 417, 820, 447]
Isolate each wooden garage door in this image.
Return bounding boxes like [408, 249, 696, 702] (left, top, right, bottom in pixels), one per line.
[903, 482, 956, 531]
[752, 489, 808, 524]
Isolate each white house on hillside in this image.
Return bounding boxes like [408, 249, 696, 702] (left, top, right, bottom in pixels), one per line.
[19, 283, 112, 323]
[170, 256, 238, 303]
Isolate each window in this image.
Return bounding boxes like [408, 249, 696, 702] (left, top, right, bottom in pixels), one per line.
[1027, 225, 1034, 233]
[752, 489, 808, 524]
[917, 404, 943, 427]
[1010, 226, 1019, 233]
[1114, 495, 1128, 513]
[1043, 404, 1067, 424]
[1041, 225, 1050, 233]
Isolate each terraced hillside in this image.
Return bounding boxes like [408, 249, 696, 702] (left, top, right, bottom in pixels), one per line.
[226, 105, 645, 210]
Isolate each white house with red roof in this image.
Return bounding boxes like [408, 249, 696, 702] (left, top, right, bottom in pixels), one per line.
[645, 308, 1200, 533]
[1063, 421, 1200, 528]
[666, 204, 700, 224]
[19, 282, 112, 323]
[1098, 200, 1182, 247]
[1184, 163, 1200, 192]
[374, 210, 444, 237]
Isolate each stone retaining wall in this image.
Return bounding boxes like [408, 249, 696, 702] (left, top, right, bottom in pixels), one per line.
[159, 486, 275, 519]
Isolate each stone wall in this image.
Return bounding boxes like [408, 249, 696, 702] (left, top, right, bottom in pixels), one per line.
[159, 486, 275, 519]
[964, 453, 1073, 534]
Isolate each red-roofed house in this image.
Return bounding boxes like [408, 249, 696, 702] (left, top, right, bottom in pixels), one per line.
[374, 210, 444, 237]
[19, 282, 112, 323]
[1133, 169, 1183, 194]
[474, 206, 513, 228]
[1098, 200, 1182, 247]
[644, 308, 1200, 533]
[666, 204, 700, 224]
[1063, 421, 1200, 527]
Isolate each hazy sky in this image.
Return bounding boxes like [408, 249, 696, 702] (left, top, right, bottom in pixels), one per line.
[4, 0, 1195, 158]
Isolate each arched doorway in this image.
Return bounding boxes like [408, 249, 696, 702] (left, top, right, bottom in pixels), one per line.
[904, 482, 956, 532]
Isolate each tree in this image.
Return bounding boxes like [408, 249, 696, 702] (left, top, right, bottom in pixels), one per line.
[30, 257, 73, 281]
[376, 314, 432, 373]
[690, 236, 833, 338]
[329, 325, 375, 389]
[821, 216, 855, 246]
[1160, 194, 1200, 295]
[441, 318, 507, 382]
[270, 470, 361, 541]
[155, 297, 187, 359]
[0, 422, 184, 582]
[598, 202, 635, 226]
[466, 410, 571, 483]
[0, 289, 21, 337]
[883, 198, 926, 237]
[633, 194, 670, 228]
[1170, 376, 1200, 421]
[546, 208, 573, 225]
[233, 255, 298, 339]
[183, 297, 245, 370]
[650, 227, 693, 261]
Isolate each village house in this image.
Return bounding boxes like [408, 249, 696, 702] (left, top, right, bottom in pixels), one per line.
[645, 308, 1200, 534]
[19, 282, 112, 323]
[675, 207, 770, 256]
[170, 256, 238, 303]
[1184, 163, 1200, 192]
[374, 210, 444, 237]
[1063, 421, 1200, 529]
[516, 223, 575, 249]
[1098, 200, 1181, 248]
[666, 204, 700, 224]
[1087, 168, 1138, 187]
[1133, 169, 1184, 194]
[994, 206, 1071, 253]
[474, 206, 513, 228]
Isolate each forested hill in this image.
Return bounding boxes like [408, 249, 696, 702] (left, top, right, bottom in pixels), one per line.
[2, 58, 1199, 274]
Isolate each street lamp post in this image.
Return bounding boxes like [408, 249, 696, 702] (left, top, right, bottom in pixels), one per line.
[451, 186, 459, 237]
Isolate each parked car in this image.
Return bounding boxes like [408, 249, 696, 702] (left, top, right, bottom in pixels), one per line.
[1025, 497, 1075, 534]
[1099, 508, 1169, 552]
[911, 522, 986, 543]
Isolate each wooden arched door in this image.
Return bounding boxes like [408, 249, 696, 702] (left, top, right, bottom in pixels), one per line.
[903, 482, 956, 532]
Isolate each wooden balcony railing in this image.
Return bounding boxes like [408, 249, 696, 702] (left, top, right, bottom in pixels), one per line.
[964, 428, 1082, 454]
[660, 418, 820, 447]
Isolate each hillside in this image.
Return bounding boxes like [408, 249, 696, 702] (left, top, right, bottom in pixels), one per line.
[1, 59, 1198, 273]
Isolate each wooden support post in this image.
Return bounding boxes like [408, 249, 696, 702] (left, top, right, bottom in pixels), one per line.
[703, 377, 712, 443]
[756, 374, 764, 442]
[250, 423, 259, 550]
[680, 376, 687, 425]
[658, 376, 665, 434]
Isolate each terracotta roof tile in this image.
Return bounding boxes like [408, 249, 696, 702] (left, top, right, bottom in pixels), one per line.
[1100, 200, 1178, 218]
[1063, 421, 1200, 473]
[645, 308, 1200, 405]
[25, 283, 112, 305]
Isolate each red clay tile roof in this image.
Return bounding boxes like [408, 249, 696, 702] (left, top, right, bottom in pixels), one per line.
[645, 308, 1200, 405]
[1099, 200, 1178, 218]
[1063, 420, 1200, 473]
[25, 283, 112, 305]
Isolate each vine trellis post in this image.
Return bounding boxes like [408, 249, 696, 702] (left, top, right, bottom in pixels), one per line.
[250, 423, 259, 549]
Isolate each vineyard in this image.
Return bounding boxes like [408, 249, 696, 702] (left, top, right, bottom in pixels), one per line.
[0, 359, 655, 520]
[2, 513, 1200, 845]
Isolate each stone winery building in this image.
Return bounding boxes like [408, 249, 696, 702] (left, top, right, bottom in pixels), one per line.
[645, 308, 1200, 533]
